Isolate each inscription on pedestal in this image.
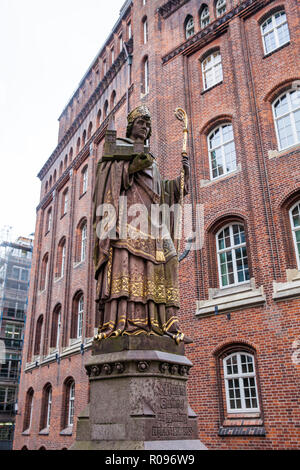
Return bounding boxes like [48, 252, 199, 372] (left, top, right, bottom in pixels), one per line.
[147, 381, 195, 440]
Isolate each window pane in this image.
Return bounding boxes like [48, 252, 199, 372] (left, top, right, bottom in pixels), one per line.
[277, 22, 290, 46]
[274, 94, 289, 118]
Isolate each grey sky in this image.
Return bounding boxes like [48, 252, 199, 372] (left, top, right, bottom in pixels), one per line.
[0, 0, 125, 241]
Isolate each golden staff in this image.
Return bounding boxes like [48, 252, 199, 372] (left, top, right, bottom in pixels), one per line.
[174, 107, 188, 255]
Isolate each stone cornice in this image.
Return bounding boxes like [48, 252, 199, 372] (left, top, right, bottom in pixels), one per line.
[158, 0, 190, 20]
[161, 0, 273, 64]
[37, 38, 133, 181]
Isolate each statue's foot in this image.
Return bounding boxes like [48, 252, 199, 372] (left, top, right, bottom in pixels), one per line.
[183, 335, 193, 344]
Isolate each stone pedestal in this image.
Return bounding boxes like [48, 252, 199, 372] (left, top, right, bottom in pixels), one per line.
[70, 336, 207, 450]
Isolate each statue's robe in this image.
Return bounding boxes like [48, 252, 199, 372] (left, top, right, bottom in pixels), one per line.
[93, 138, 188, 342]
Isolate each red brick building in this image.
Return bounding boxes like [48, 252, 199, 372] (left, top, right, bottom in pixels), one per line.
[14, 0, 300, 450]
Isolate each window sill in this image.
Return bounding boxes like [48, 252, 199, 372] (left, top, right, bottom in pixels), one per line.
[200, 164, 241, 188]
[39, 427, 49, 435]
[21, 429, 30, 436]
[201, 80, 223, 95]
[79, 191, 87, 200]
[59, 426, 73, 436]
[268, 143, 300, 160]
[273, 269, 300, 301]
[73, 260, 85, 269]
[60, 212, 67, 220]
[196, 279, 265, 317]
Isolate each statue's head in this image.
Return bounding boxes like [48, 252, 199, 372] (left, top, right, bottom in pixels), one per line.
[126, 105, 152, 141]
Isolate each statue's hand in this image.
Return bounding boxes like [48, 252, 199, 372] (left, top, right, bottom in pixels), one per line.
[129, 153, 154, 174]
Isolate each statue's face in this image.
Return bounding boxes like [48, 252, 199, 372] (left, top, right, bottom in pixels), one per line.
[130, 117, 151, 142]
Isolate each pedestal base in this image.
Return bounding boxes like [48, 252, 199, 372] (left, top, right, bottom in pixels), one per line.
[70, 336, 207, 450]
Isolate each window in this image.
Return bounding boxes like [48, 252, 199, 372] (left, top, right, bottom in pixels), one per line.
[119, 34, 123, 52]
[223, 352, 259, 413]
[77, 295, 84, 339]
[127, 21, 132, 40]
[40, 384, 52, 430]
[185, 16, 195, 39]
[200, 6, 210, 28]
[23, 388, 34, 431]
[217, 223, 250, 288]
[62, 188, 68, 216]
[110, 90, 116, 110]
[208, 123, 236, 179]
[88, 121, 93, 139]
[141, 57, 149, 95]
[261, 10, 290, 55]
[216, 0, 226, 17]
[202, 50, 223, 90]
[5, 323, 22, 340]
[290, 201, 300, 269]
[81, 166, 88, 195]
[0, 386, 15, 412]
[50, 306, 61, 350]
[111, 47, 115, 64]
[0, 353, 20, 380]
[142, 17, 148, 44]
[40, 253, 48, 291]
[56, 238, 66, 278]
[46, 208, 52, 233]
[272, 89, 300, 151]
[34, 315, 43, 356]
[104, 100, 108, 119]
[68, 381, 75, 426]
[75, 220, 87, 263]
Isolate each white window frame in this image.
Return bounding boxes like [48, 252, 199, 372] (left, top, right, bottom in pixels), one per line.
[68, 382, 75, 426]
[290, 201, 300, 270]
[63, 189, 68, 215]
[261, 10, 290, 55]
[223, 352, 260, 413]
[143, 18, 148, 44]
[80, 224, 87, 262]
[200, 6, 210, 28]
[208, 123, 236, 180]
[46, 387, 52, 428]
[216, 223, 250, 288]
[77, 296, 84, 339]
[202, 51, 223, 90]
[82, 167, 88, 194]
[185, 16, 194, 39]
[61, 243, 66, 277]
[144, 58, 149, 95]
[272, 89, 300, 151]
[216, 0, 226, 17]
[56, 310, 61, 350]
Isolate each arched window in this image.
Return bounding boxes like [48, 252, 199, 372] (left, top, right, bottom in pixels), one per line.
[142, 16, 148, 44]
[80, 165, 88, 196]
[69, 147, 73, 163]
[50, 305, 61, 350]
[64, 154, 68, 169]
[49, 175, 52, 187]
[75, 219, 87, 263]
[103, 100, 108, 119]
[201, 50, 223, 90]
[53, 170, 57, 184]
[23, 388, 34, 431]
[61, 378, 75, 430]
[200, 5, 210, 28]
[290, 201, 300, 269]
[208, 123, 236, 179]
[34, 315, 43, 355]
[61, 187, 68, 217]
[40, 383, 52, 430]
[68, 381, 75, 426]
[88, 121, 93, 139]
[45, 181, 48, 194]
[223, 352, 259, 413]
[272, 89, 300, 151]
[82, 129, 86, 147]
[216, 0, 226, 17]
[59, 161, 63, 176]
[40, 253, 48, 291]
[76, 137, 81, 154]
[56, 238, 66, 278]
[216, 223, 250, 288]
[261, 10, 290, 55]
[45, 207, 52, 234]
[185, 15, 195, 39]
[110, 90, 116, 110]
[96, 109, 102, 127]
